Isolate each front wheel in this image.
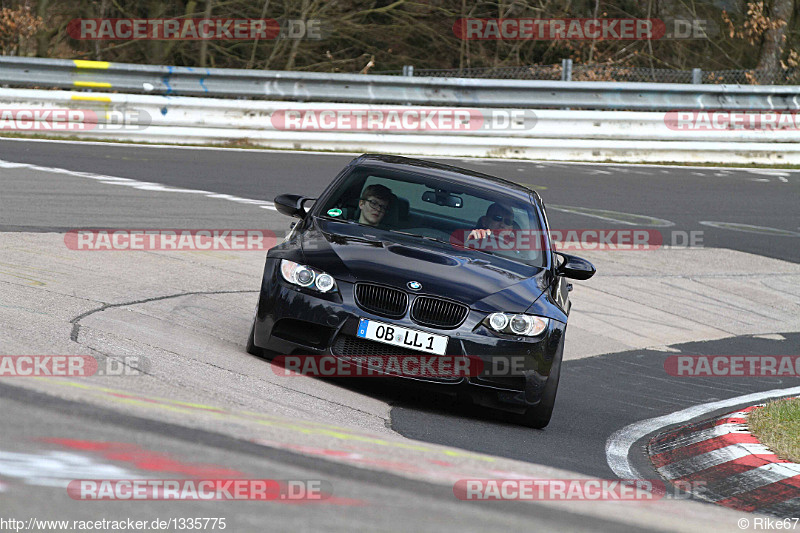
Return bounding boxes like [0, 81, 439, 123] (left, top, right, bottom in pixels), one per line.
[517, 355, 561, 429]
[246, 322, 264, 357]
[246, 320, 280, 360]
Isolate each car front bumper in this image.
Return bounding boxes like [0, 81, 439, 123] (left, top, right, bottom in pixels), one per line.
[252, 258, 566, 413]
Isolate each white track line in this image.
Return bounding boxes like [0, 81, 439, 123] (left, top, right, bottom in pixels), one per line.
[2, 136, 800, 172]
[0, 158, 277, 211]
[605, 386, 800, 480]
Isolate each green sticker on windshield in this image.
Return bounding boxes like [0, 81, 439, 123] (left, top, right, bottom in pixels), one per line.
[327, 208, 343, 217]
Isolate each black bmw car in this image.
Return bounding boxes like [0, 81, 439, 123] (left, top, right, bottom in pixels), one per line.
[247, 154, 595, 428]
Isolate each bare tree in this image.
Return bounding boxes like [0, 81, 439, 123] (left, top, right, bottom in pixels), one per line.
[15, 0, 800, 82]
[756, 0, 795, 79]
[199, 0, 213, 67]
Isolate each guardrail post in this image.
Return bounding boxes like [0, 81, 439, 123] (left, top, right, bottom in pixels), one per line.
[561, 59, 572, 81]
[692, 68, 702, 84]
[402, 65, 414, 77]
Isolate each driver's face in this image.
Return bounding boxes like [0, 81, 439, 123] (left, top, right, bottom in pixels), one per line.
[359, 196, 389, 226]
[486, 209, 514, 230]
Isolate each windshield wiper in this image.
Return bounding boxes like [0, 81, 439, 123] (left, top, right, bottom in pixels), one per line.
[317, 219, 383, 245]
[318, 215, 358, 225]
[391, 230, 451, 246]
[390, 230, 501, 256]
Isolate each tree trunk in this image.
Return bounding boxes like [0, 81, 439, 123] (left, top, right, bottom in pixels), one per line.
[247, 0, 271, 69]
[199, 0, 214, 68]
[94, 0, 109, 61]
[756, 0, 794, 82]
[284, 0, 310, 70]
[145, 0, 163, 64]
[35, 0, 50, 57]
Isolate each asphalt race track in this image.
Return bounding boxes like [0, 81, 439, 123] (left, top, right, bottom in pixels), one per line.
[1, 137, 798, 531]
[2, 139, 798, 261]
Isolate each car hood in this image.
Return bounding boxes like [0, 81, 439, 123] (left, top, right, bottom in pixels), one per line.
[300, 218, 549, 312]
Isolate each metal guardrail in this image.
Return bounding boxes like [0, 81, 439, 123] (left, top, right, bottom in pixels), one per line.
[1, 87, 799, 165]
[379, 60, 800, 85]
[3, 88, 798, 143]
[1, 56, 799, 111]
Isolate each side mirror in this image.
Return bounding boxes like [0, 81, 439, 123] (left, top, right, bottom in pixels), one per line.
[554, 252, 596, 280]
[274, 194, 313, 219]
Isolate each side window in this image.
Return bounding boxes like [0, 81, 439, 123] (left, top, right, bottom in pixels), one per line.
[509, 207, 531, 230]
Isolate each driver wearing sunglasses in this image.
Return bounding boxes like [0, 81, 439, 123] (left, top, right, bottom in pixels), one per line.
[468, 203, 515, 241]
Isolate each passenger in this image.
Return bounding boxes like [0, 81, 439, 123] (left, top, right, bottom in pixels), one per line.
[358, 184, 393, 227]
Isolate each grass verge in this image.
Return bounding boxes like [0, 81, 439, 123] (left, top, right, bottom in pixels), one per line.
[748, 397, 800, 463]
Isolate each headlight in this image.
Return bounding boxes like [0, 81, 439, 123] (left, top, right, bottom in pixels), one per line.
[295, 265, 315, 286]
[510, 315, 530, 334]
[488, 312, 509, 331]
[315, 273, 335, 292]
[483, 313, 549, 337]
[280, 259, 337, 293]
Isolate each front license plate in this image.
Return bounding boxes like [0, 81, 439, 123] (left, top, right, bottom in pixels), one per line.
[356, 318, 448, 355]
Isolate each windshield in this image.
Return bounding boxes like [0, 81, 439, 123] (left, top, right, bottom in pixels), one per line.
[315, 166, 546, 266]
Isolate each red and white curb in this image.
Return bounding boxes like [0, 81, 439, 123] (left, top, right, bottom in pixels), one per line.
[648, 403, 800, 516]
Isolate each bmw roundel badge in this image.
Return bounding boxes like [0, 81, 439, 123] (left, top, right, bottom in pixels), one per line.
[407, 281, 422, 291]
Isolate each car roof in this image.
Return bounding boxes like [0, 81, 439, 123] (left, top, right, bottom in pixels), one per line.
[349, 154, 538, 203]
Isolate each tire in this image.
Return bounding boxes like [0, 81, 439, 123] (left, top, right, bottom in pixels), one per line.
[246, 321, 264, 356]
[518, 353, 561, 429]
[246, 319, 280, 360]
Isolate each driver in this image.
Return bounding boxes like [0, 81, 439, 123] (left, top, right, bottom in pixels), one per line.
[358, 184, 393, 227]
[468, 203, 514, 241]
